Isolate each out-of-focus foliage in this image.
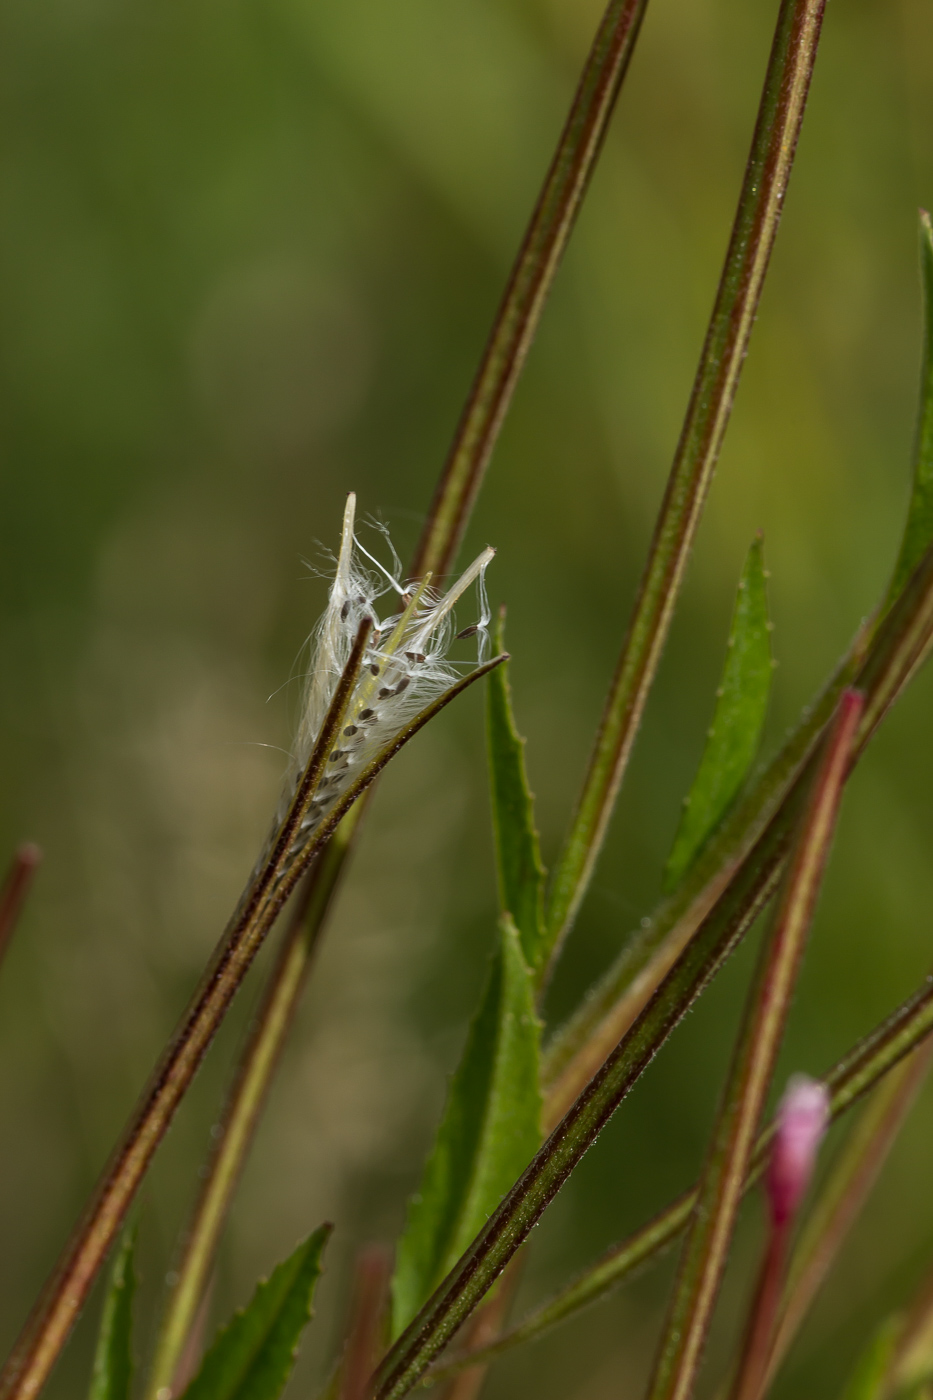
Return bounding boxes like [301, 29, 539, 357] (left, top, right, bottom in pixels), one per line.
[2, 0, 933, 1395]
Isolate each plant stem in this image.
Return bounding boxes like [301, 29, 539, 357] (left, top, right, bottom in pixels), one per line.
[0, 844, 42, 970]
[542, 0, 828, 971]
[423, 968, 933, 1386]
[0, 645, 506, 1400]
[410, 0, 650, 580]
[645, 691, 862, 1400]
[763, 1039, 933, 1395]
[145, 819, 360, 1400]
[340, 1247, 392, 1400]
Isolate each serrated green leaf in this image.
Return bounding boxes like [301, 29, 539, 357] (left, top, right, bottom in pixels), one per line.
[889, 210, 933, 603]
[663, 536, 772, 893]
[840, 1316, 903, 1400]
[179, 1225, 331, 1400]
[486, 608, 546, 974]
[390, 915, 541, 1339]
[89, 1228, 136, 1400]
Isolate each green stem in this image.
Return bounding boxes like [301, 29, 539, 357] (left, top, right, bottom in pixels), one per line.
[0, 649, 505, 1400]
[424, 968, 933, 1386]
[542, 0, 828, 970]
[645, 690, 862, 1400]
[145, 817, 360, 1400]
[411, 0, 650, 580]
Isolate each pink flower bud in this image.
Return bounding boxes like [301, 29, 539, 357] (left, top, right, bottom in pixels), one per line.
[768, 1074, 830, 1227]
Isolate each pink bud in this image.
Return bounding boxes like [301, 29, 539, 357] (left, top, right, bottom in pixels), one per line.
[768, 1074, 830, 1227]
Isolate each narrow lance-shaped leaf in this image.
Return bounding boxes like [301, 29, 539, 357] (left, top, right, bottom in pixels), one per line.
[390, 915, 541, 1339]
[89, 1229, 136, 1400]
[889, 210, 933, 603]
[486, 608, 546, 975]
[179, 1225, 330, 1400]
[664, 536, 772, 892]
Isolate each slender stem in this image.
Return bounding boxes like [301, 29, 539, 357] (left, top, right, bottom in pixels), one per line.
[0, 844, 42, 970]
[423, 970, 933, 1385]
[729, 1225, 789, 1400]
[340, 1247, 392, 1400]
[0, 647, 506, 1400]
[645, 691, 862, 1400]
[542, 0, 828, 969]
[145, 819, 359, 1400]
[411, 0, 650, 580]
[763, 1040, 933, 1394]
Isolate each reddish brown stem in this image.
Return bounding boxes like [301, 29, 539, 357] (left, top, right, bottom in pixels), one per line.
[0, 845, 42, 970]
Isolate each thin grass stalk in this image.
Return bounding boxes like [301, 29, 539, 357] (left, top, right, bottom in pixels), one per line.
[760, 1039, 933, 1396]
[145, 817, 360, 1400]
[423, 971, 933, 1385]
[410, 0, 650, 580]
[645, 691, 862, 1400]
[0, 643, 506, 1400]
[542, 0, 828, 971]
[0, 844, 41, 970]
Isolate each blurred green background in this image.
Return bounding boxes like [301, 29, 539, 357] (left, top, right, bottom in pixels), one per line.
[3, 0, 933, 1393]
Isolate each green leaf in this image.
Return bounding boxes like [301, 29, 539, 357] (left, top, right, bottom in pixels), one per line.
[486, 607, 546, 974]
[663, 535, 772, 892]
[89, 1228, 136, 1400]
[390, 915, 541, 1339]
[179, 1225, 331, 1400]
[840, 1316, 903, 1400]
[889, 210, 933, 603]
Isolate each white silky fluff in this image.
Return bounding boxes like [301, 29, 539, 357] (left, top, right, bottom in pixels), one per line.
[279, 493, 494, 844]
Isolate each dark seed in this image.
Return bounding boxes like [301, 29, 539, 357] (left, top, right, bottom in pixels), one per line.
[405, 651, 426, 664]
[344, 725, 358, 737]
[456, 624, 479, 640]
[369, 664, 380, 676]
[395, 676, 410, 694]
[359, 708, 374, 721]
[378, 687, 392, 698]
[340, 599, 350, 620]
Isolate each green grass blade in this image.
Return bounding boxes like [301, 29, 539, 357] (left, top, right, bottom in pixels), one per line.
[88, 1230, 136, 1400]
[179, 1225, 331, 1400]
[664, 537, 772, 893]
[486, 609, 546, 976]
[390, 916, 541, 1339]
[889, 211, 933, 603]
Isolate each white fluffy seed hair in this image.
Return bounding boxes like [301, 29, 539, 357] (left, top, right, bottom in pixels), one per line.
[279, 492, 494, 837]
